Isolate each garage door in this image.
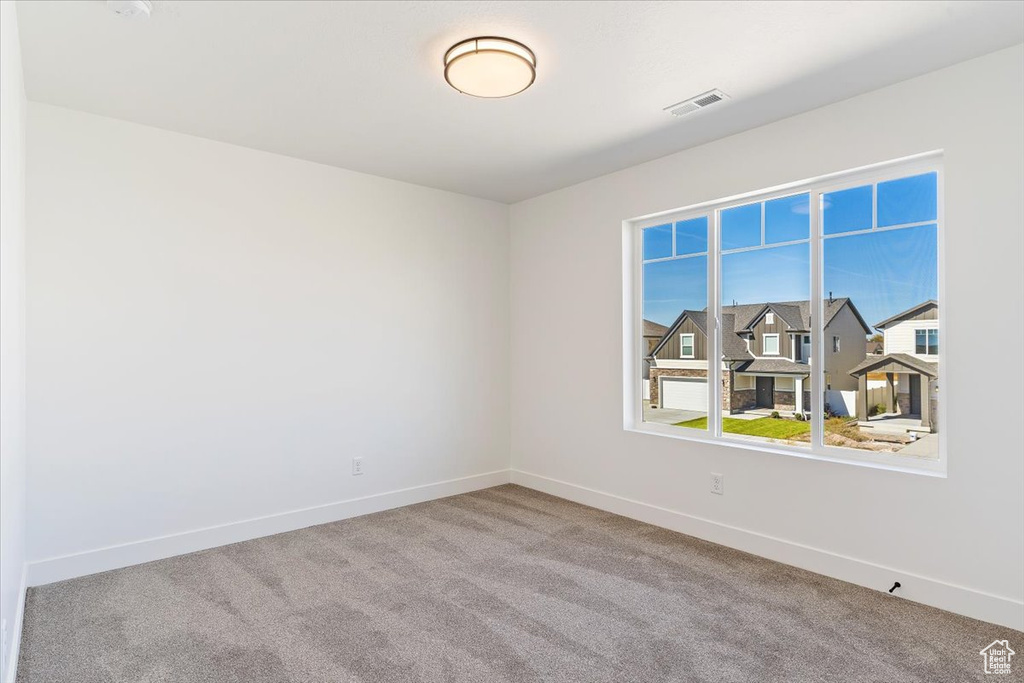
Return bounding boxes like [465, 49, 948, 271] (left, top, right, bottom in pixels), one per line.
[661, 377, 708, 411]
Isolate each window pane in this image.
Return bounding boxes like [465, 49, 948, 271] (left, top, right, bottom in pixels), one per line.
[928, 329, 938, 354]
[643, 223, 673, 260]
[675, 217, 708, 256]
[822, 222, 938, 459]
[823, 185, 872, 235]
[765, 193, 809, 244]
[877, 172, 937, 227]
[681, 335, 694, 356]
[720, 240, 810, 447]
[721, 203, 761, 250]
[643, 241, 708, 432]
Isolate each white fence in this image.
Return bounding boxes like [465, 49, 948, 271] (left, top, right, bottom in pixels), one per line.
[825, 387, 888, 417]
[824, 390, 856, 417]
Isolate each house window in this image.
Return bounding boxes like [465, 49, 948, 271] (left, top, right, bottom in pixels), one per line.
[641, 216, 709, 432]
[631, 153, 943, 473]
[680, 333, 695, 358]
[733, 374, 755, 390]
[916, 329, 938, 355]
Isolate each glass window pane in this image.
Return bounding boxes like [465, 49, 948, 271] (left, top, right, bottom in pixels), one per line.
[675, 216, 708, 256]
[680, 335, 694, 357]
[822, 223, 938, 459]
[643, 249, 708, 432]
[823, 185, 872, 235]
[877, 172, 937, 227]
[765, 193, 810, 244]
[928, 329, 938, 354]
[721, 203, 761, 251]
[643, 223, 673, 261]
[720, 241, 810, 447]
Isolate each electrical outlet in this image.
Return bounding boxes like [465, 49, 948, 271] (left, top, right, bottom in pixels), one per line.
[710, 473, 724, 495]
[352, 457, 364, 476]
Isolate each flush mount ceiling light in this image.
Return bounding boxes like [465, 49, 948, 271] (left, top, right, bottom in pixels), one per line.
[107, 0, 152, 19]
[444, 37, 536, 98]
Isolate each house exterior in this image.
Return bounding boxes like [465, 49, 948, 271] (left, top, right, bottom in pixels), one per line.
[647, 298, 870, 415]
[642, 319, 669, 382]
[848, 300, 938, 431]
[642, 320, 670, 400]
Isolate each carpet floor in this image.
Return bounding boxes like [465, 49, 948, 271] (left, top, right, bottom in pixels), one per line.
[16, 484, 1020, 682]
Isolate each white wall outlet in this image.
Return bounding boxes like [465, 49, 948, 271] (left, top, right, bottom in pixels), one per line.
[710, 473, 724, 495]
[352, 457, 364, 476]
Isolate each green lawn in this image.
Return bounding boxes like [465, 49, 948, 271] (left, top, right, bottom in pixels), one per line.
[674, 416, 811, 439]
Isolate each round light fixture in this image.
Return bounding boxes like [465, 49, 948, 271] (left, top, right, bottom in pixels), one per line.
[444, 37, 536, 98]
[107, 0, 152, 19]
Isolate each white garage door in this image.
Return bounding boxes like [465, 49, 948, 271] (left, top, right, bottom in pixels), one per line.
[661, 377, 708, 411]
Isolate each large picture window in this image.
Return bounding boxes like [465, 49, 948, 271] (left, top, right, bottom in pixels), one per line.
[630, 153, 943, 472]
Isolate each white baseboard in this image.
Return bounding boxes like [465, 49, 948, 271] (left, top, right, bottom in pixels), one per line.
[511, 469, 1024, 632]
[3, 563, 27, 683]
[28, 470, 511, 587]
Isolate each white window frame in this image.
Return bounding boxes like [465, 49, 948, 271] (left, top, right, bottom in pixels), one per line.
[679, 333, 695, 359]
[762, 334, 780, 356]
[765, 312, 775, 325]
[623, 151, 945, 476]
[915, 328, 938, 355]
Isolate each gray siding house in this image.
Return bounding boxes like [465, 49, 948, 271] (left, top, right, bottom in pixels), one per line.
[647, 298, 870, 414]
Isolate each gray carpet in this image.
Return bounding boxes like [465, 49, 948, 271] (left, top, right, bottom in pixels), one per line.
[16, 485, 1020, 682]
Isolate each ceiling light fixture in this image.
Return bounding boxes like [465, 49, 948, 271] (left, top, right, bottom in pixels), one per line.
[107, 0, 152, 19]
[444, 37, 536, 98]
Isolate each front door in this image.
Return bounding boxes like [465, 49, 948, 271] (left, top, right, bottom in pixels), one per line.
[756, 377, 775, 409]
[909, 374, 921, 415]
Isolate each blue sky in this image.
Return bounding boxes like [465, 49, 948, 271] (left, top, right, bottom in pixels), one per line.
[642, 173, 938, 331]
[643, 225, 937, 330]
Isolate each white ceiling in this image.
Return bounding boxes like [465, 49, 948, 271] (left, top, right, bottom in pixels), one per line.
[16, 1, 1024, 203]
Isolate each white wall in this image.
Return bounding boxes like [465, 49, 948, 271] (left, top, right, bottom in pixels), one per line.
[884, 318, 940, 358]
[0, 3, 28, 681]
[26, 104, 509, 578]
[510, 45, 1024, 629]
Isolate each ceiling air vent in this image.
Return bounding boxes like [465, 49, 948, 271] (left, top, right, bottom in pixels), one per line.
[664, 89, 729, 118]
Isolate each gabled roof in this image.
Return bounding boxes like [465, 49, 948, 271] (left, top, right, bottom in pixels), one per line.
[727, 298, 870, 334]
[649, 298, 871, 361]
[643, 319, 669, 337]
[648, 310, 706, 358]
[848, 353, 939, 378]
[720, 313, 751, 361]
[733, 358, 811, 375]
[874, 300, 938, 330]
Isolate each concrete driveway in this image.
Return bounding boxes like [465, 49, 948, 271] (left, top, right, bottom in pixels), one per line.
[642, 401, 705, 425]
[897, 432, 939, 458]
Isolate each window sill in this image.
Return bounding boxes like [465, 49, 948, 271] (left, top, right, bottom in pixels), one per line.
[624, 422, 946, 477]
